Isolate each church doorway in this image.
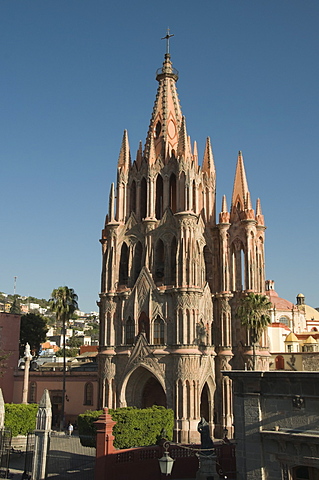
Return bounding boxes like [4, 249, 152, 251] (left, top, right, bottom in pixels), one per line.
[142, 377, 166, 408]
[200, 383, 210, 422]
[292, 466, 319, 480]
[125, 366, 166, 409]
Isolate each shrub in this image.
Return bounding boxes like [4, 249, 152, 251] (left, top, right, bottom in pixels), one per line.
[78, 406, 174, 449]
[5, 403, 38, 436]
[78, 409, 102, 447]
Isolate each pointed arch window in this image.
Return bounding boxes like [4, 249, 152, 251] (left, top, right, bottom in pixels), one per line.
[155, 239, 165, 283]
[138, 312, 149, 341]
[154, 316, 165, 344]
[192, 180, 196, 213]
[125, 317, 135, 345]
[155, 174, 164, 219]
[133, 241, 143, 284]
[230, 240, 245, 291]
[170, 236, 177, 285]
[140, 177, 147, 220]
[119, 243, 129, 286]
[130, 180, 137, 214]
[203, 245, 213, 285]
[169, 173, 176, 213]
[84, 382, 93, 406]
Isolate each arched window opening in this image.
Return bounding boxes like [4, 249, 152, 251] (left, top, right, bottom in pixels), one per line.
[155, 239, 165, 284]
[155, 120, 161, 139]
[119, 243, 129, 286]
[231, 240, 245, 291]
[241, 249, 246, 290]
[140, 177, 147, 220]
[279, 316, 289, 326]
[170, 236, 177, 285]
[154, 316, 165, 344]
[203, 245, 213, 285]
[126, 317, 135, 345]
[186, 380, 191, 419]
[138, 312, 150, 341]
[130, 180, 136, 214]
[192, 180, 196, 213]
[169, 173, 176, 213]
[107, 248, 113, 291]
[84, 382, 93, 406]
[133, 241, 143, 284]
[155, 175, 164, 219]
[198, 184, 203, 216]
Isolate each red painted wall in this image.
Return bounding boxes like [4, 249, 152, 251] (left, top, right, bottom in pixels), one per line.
[0, 313, 21, 403]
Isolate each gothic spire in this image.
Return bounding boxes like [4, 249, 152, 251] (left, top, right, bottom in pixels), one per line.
[219, 195, 230, 223]
[135, 140, 143, 169]
[177, 116, 191, 159]
[202, 137, 216, 178]
[256, 198, 265, 226]
[144, 48, 182, 163]
[231, 151, 250, 211]
[117, 130, 131, 173]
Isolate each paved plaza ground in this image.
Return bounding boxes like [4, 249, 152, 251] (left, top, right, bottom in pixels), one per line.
[9, 432, 96, 480]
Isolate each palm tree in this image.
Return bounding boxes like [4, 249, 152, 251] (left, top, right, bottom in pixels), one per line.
[236, 292, 271, 370]
[49, 286, 78, 429]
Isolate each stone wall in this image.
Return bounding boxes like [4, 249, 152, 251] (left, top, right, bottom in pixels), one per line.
[224, 371, 319, 480]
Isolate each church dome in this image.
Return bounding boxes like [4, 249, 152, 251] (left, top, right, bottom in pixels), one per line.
[285, 332, 299, 342]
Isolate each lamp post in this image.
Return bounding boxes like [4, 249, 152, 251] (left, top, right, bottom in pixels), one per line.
[158, 441, 174, 477]
[22, 343, 32, 404]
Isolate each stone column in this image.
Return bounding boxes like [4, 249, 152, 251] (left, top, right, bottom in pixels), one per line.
[31, 389, 52, 480]
[0, 389, 4, 429]
[94, 408, 116, 480]
[22, 343, 33, 404]
[224, 371, 265, 480]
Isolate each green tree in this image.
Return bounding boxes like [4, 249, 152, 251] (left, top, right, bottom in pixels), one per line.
[236, 292, 272, 370]
[49, 286, 78, 428]
[20, 313, 48, 356]
[56, 347, 79, 357]
[67, 336, 82, 348]
[49, 287, 78, 327]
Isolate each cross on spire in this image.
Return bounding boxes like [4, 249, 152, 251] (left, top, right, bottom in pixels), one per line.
[161, 28, 174, 55]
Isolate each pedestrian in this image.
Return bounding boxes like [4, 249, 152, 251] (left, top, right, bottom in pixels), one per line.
[68, 422, 74, 436]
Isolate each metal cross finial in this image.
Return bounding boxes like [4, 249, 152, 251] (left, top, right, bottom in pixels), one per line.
[161, 28, 174, 55]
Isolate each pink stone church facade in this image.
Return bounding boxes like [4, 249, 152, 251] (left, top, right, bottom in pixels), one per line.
[97, 48, 268, 442]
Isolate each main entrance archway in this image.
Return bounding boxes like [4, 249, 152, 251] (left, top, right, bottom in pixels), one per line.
[124, 366, 166, 408]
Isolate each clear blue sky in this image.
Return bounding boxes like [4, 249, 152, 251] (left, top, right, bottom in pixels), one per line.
[1, 0, 318, 312]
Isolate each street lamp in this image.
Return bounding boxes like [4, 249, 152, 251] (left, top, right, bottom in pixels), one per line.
[158, 441, 175, 476]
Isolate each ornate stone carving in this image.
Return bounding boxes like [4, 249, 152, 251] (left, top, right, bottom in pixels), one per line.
[105, 300, 117, 314]
[99, 356, 116, 381]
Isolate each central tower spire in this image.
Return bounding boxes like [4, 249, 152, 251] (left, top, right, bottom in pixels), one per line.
[144, 33, 182, 163]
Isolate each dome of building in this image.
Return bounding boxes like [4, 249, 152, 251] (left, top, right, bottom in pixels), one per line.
[285, 332, 299, 342]
[304, 335, 317, 344]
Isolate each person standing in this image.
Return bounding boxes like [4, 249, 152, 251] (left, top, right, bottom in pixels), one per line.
[68, 422, 73, 436]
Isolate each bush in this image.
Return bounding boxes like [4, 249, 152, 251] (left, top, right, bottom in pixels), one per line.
[5, 403, 38, 436]
[78, 409, 102, 447]
[78, 406, 174, 449]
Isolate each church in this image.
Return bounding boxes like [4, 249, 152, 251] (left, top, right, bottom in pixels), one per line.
[97, 42, 269, 443]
